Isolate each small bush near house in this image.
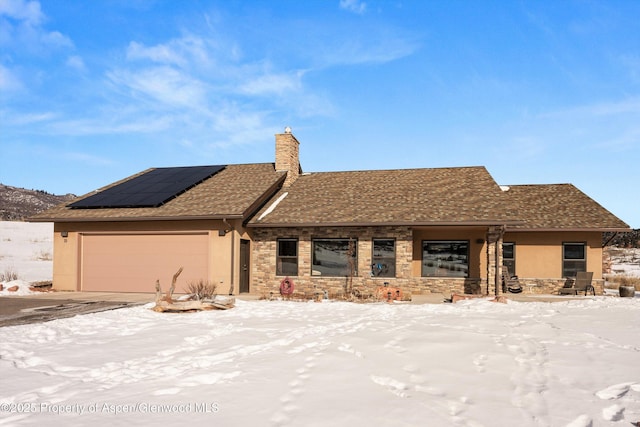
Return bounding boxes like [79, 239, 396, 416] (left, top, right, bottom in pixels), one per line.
[185, 280, 217, 299]
[0, 267, 19, 282]
[35, 249, 52, 261]
[605, 275, 640, 291]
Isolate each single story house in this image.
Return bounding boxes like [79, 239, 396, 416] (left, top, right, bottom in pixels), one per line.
[31, 129, 629, 296]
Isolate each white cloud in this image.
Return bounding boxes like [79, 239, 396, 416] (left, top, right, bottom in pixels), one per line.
[239, 71, 304, 96]
[593, 127, 640, 152]
[66, 151, 114, 166]
[126, 36, 211, 69]
[320, 36, 419, 66]
[339, 0, 366, 14]
[540, 98, 640, 119]
[0, 63, 22, 91]
[107, 66, 208, 110]
[47, 113, 175, 136]
[620, 53, 640, 83]
[40, 29, 72, 48]
[1, 110, 56, 125]
[0, 0, 44, 25]
[66, 55, 86, 72]
[127, 41, 188, 67]
[0, 0, 73, 50]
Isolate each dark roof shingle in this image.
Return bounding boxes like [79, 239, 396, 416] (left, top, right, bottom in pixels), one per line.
[30, 163, 286, 222]
[249, 166, 516, 226]
[501, 184, 629, 230]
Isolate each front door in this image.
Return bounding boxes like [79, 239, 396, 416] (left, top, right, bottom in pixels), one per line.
[239, 239, 250, 293]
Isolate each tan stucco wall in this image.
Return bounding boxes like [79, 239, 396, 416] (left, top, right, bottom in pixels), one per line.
[53, 224, 79, 291]
[503, 231, 603, 279]
[52, 219, 250, 293]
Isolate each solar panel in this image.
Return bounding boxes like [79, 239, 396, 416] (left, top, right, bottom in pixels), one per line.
[68, 165, 226, 209]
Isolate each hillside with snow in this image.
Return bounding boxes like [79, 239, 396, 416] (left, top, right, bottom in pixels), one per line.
[0, 185, 75, 221]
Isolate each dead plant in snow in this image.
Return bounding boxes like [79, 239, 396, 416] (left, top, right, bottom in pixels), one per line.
[185, 279, 218, 300]
[0, 267, 19, 282]
[605, 275, 640, 291]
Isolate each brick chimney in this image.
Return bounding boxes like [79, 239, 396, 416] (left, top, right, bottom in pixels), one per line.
[275, 127, 301, 187]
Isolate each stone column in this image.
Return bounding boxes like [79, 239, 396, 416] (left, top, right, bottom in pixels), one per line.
[486, 226, 505, 296]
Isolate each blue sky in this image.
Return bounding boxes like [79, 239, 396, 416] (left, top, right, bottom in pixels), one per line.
[1, 0, 638, 228]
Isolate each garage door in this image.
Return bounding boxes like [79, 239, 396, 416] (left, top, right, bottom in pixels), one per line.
[81, 233, 209, 292]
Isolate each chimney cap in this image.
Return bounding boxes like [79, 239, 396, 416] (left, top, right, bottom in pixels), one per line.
[284, 126, 292, 134]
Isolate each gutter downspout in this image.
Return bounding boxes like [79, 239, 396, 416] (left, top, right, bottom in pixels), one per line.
[223, 218, 235, 295]
[602, 232, 618, 248]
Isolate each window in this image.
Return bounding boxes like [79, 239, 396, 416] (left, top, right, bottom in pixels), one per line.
[312, 239, 357, 277]
[563, 242, 586, 277]
[503, 242, 515, 275]
[422, 240, 469, 277]
[371, 239, 396, 277]
[277, 239, 298, 276]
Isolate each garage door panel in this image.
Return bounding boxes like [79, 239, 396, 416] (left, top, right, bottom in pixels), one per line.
[81, 233, 209, 292]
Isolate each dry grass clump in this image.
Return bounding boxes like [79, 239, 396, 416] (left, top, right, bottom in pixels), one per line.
[0, 267, 19, 282]
[605, 275, 640, 291]
[184, 279, 217, 299]
[35, 249, 52, 261]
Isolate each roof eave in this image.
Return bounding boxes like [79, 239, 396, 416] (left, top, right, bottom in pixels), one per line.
[248, 220, 523, 228]
[241, 174, 287, 221]
[505, 226, 631, 232]
[28, 214, 245, 223]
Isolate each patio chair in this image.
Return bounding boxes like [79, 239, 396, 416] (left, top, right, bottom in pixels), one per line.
[501, 266, 522, 293]
[559, 272, 594, 296]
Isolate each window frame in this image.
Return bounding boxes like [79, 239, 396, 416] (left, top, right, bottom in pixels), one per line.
[311, 238, 358, 277]
[421, 240, 470, 278]
[562, 242, 586, 278]
[276, 238, 298, 277]
[371, 238, 396, 278]
[503, 242, 516, 276]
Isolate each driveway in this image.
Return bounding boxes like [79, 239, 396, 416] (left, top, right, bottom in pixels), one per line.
[0, 292, 153, 327]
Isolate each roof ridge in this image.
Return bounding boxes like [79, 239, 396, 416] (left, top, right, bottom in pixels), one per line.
[293, 165, 488, 175]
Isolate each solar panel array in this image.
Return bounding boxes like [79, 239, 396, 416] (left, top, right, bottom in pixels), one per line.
[68, 165, 226, 209]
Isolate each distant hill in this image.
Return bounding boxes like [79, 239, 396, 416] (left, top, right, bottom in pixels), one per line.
[0, 184, 76, 221]
[604, 229, 640, 248]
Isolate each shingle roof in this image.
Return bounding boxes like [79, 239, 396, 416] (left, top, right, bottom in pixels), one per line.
[501, 184, 629, 230]
[30, 163, 286, 222]
[31, 161, 629, 231]
[249, 166, 518, 226]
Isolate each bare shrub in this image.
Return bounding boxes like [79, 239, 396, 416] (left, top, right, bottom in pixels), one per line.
[35, 249, 52, 261]
[185, 279, 217, 299]
[0, 267, 19, 282]
[607, 275, 640, 291]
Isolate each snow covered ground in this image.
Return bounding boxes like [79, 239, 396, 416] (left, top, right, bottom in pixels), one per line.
[608, 248, 640, 278]
[0, 299, 639, 426]
[0, 221, 53, 283]
[1, 221, 639, 426]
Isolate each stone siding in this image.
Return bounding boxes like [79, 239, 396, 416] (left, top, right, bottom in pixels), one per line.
[251, 226, 604, 297]
[252, 226, 483, 297]
[514, 278, 604, 296]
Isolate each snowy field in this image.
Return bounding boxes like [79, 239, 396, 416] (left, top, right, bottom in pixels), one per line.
[0, 222, 53, 283]
[607, 248, 640, 278]
[1, 221, 639, 426]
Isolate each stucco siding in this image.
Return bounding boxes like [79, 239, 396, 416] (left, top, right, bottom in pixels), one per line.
[51, 219, 249, 293]
[503, 231, 603, 279]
